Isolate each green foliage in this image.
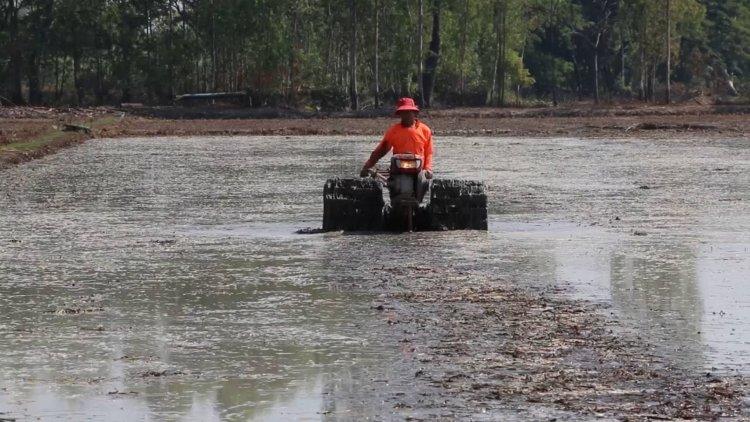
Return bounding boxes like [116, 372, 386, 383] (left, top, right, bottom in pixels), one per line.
[703, 0, 750, 78]
[0, 0, 746, 105]
[506, 50, 535, 88]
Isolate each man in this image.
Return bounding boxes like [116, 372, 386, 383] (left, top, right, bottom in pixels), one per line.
[360, 97, 434, 180]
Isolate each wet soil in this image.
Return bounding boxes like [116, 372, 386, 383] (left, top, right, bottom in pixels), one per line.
[370, 265, 747, 420]
[1, 134, 750, 420]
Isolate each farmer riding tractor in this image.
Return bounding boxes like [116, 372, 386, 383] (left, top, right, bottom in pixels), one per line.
[322, 98, 487, 232]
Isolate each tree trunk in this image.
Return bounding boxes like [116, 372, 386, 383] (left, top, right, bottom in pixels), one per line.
[499, 1, 507, 106]
[8, 0, 24, 104]
[639, 47, 645, 101]
[422, 0, 441, 108]
[418, 0, 424, 107]
[458, 0, 469, 95]
[324, 3, 333, 77]
[620, 40, 626, 90]
[74, 52, 82, 105]
[374, 0, 380, 108]
[648, 65, 656, 102]
[96, 54, 103, 105]
[27, 3, 40, 105]
[571, 50, 583, 100]
[289, 10, 299, 102]
[54, 56, 61, 102]
[349, 0, 358, 110]
[551, 82, 559, 107]
[121, 42, 133, 103]
[28, 52, 41, 105]
[211, 0, 217, 92]
[593, 34, 601, 104]
[665, 0, 671, 104]
[490, 2, 501, 105]
[27, 0, 54, 105]
[168, 0, 175, 99]
[517, 43, 525, 105]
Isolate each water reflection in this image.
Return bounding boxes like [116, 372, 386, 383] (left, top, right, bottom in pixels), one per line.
[488, 217, 750, 373]
[697, 239, 750, 371]
[609, 241, 704, 368]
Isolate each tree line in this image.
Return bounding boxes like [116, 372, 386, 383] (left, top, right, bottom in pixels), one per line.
[1, 0, 748, 109]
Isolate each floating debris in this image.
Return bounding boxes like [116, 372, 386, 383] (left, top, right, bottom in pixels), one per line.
[295, 227, 325, 235]
[79, 325, 105, 332]
[151, 239, 176, 245]
[107, 390, 139, 396]
[142, 370, 185, 378]
[47, 307, 104, 315]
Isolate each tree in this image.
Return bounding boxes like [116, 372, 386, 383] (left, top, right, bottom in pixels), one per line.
[0, 0, 739, 107]
[417, 0, 424, 107]
[702, 0, 750, 94]
[349, 0, 358, 109]
[665, 0, 671, 103]
[422, 0, 442, 108]
[525, 0, 583, 105]
[574, 0, 617, 103]
[619, 0, 705, 102]
[6, 0, 23, 104]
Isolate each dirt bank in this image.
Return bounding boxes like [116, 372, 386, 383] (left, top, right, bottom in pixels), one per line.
[370, 264, 748, 420]
[2, 103, 750, 165]
[84, 103, 750, 139]
[3, 104, 749, 169]
[0, 108, 113, 169]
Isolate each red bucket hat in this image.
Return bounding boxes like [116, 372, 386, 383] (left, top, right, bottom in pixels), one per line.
[394, 97, 419, 115]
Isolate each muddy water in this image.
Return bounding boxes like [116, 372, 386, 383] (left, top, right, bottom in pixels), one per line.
[1, 135, 750, 420]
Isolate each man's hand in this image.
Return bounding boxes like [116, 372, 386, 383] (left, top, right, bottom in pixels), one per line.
[360, 166, 372, 178]
[424, 169, 433, 179]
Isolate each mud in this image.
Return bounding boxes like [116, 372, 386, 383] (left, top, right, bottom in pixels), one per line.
[1, 135, 750, 420]
[369, 266, 746, 419]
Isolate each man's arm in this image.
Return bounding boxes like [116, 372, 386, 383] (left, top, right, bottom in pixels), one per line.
[361, 137, 391, 176]
[423, 128, 434, 171]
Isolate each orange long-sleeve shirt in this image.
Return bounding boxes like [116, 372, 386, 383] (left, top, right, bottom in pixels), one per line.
[364, 120, 434, 170]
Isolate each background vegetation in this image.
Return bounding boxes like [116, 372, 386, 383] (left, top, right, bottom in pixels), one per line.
[1, 0, 748, 109]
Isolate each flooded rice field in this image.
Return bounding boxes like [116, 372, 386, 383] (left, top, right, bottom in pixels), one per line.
[1, 135, 749, 420]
